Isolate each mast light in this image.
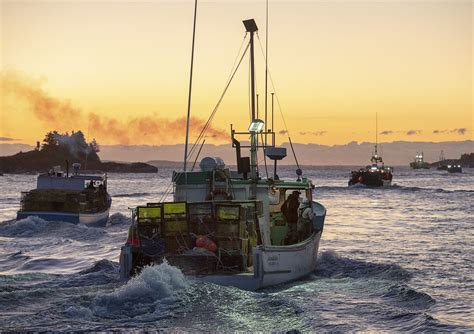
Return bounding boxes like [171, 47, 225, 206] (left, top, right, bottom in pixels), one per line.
[248, 119, 265, 133]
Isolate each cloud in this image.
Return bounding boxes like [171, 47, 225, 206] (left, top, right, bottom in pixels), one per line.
[379, 131, 393, 135]
[1, 70, 81, 129]
[0, 137, 19, 141]
[89, 113, 228, 145]
[406, 130, 421, 136]
[299, 131, 327, 136]
[0, 70, 228, 145]
[433, 128, 467, 135]
[451, 128, 467, 135]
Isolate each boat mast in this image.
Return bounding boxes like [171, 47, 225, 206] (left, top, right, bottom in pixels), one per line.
[265, 0, 269, 138]
[243, 19, 259, 198]
[375, 112, 378, 157]
[183, 0, 198, 172]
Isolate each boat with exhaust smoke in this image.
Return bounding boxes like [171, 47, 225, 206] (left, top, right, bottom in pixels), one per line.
[17, 162, 111, 227]
[119, 18, 326, 290]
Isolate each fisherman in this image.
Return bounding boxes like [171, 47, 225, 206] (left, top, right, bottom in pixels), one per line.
[298, 198, 314, 241]
[281, 190, 301, 244]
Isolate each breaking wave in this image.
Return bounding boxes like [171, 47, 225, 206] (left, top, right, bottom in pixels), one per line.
[91, 261, 188, 318]
[0, 216, 49, 237]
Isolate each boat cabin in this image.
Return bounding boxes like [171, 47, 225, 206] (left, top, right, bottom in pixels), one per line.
[37, 173, 107, 191]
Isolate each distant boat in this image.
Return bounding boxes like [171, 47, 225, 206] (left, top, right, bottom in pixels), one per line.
[17, 163, 111, 227]
[447, 164, 462, 173]
[410, 152, 430, 169]
[349, 114, 393, 187]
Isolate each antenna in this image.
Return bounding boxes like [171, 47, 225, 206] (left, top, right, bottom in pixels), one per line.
[243, 18, 259, 196]
[271, 92, 274, 133]
[183, 0, 198, 172]
[264, 0, 269, 142]
[375, 112, 378, 156]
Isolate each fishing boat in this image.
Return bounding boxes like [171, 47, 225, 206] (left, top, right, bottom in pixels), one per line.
[410, 152, 430, 169]
[348, 114, 393, 187]
[17, 163, 111, 227]
[119, 18, 326, 291]
[447, 164, 462, 173]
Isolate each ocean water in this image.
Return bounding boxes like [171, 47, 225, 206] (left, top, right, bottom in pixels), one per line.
[0, 166, 472, 331]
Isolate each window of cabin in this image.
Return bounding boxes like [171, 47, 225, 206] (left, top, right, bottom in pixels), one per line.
[268, 188, 280, 205]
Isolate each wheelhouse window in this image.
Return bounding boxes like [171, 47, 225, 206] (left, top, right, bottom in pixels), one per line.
[268, 188, 280, 205]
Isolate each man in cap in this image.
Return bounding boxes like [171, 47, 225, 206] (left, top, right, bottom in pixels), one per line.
[281, 190, 301, 244]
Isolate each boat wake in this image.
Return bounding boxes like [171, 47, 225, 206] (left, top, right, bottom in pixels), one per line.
[313, 251, 439, 319]
[0, 216, 107, 240]
[108, 212, 131, 226]
[0, 216, 49, 237]
[91, 261, 189, 319]
[382, 283, 436, 310]
[315, 250, 411, 281]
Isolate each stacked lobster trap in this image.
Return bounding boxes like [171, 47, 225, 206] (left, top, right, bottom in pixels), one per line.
[128, 200, 261, 274]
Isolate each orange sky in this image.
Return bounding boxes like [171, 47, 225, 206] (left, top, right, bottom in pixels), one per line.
[0, 0, 472, 146]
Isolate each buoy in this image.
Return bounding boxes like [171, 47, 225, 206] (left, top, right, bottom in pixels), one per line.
[196, 235, 217, 252]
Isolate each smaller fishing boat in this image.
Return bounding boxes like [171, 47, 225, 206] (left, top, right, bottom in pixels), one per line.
[447, 164, 462, 173]
[348, 156, 393, 187]
[17, 163, 111, 227]
[348, 114, 393, 187]
[410, 152, 430, 169]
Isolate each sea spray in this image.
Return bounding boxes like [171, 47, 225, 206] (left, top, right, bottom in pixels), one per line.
[0, 216, 49, 237]
[91, 261, 188, 318]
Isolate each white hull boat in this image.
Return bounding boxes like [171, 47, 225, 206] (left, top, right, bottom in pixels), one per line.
[119, 18, 327, 290]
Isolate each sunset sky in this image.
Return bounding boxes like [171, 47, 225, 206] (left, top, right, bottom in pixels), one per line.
[1, 0, 472, 146]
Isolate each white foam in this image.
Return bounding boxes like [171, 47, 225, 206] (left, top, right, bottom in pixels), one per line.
[0, 216, 49, 237]
[92, 261, 188, 315]
[108, 212, 131, 226]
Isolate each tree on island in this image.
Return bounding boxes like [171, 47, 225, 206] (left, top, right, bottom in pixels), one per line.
[42, 131, 59, 148]
[41, 130, 99, 155]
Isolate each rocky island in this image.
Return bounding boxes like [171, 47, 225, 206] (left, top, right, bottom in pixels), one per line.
[0, 131, 157, 174]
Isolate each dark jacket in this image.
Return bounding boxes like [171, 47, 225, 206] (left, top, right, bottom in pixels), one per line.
[281, 194, 299, 223]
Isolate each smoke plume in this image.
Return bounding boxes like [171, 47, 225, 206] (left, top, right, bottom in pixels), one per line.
[1, 70, 228, 145]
